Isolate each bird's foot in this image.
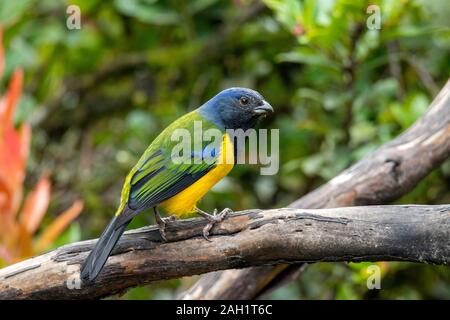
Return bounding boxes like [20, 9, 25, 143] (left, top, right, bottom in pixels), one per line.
[155, 214, 177, 241]
[165, 215, 177, 222]
[195, 208, 232, 241]
[154, 207, 178, 241]
[155, 213, 168, 242]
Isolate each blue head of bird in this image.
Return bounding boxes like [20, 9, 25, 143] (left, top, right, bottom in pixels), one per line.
[198, 87, 273, 130]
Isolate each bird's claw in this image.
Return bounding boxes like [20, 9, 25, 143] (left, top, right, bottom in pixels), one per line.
[198, 208, 232, 241]
[166, 215, 177, 222]
[156, 219, 168, 242]
[154, 211, 171, 242]
[159, 229, 167, 242]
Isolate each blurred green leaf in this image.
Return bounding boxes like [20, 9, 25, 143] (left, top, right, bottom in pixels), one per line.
[114, 0, 180, 25]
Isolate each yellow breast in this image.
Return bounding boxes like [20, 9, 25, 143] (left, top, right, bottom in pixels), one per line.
[160, 133, 234, 217]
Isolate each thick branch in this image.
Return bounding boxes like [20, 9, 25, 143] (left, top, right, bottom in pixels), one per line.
[0, 205, 449, 300]
[181, 79, 450, 299]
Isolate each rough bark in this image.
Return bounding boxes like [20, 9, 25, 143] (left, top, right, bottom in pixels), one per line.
[0, 205, 449, 300]
[179, 79, 450, 299]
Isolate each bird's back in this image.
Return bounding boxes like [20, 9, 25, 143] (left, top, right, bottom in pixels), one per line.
[115, 110, 224, 216]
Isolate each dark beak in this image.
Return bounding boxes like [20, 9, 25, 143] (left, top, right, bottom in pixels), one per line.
[254, 100, 274, 115]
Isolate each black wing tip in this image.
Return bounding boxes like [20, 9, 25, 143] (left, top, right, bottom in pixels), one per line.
[80, 269, 95, 283]
[80, 261, 98, 283]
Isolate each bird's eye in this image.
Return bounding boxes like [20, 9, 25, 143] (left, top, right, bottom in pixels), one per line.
[239, 97, 250, 106]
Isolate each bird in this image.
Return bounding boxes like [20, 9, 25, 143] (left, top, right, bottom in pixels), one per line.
[80, 87, 273, 282]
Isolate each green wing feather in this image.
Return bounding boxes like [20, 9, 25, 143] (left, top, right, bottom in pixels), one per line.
[116, 111, 223, 216]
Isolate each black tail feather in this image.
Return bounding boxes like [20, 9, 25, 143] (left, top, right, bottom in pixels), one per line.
[80, 212, 132, 282]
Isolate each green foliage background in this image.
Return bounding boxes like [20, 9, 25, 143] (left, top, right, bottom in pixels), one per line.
[1, 0, 449, 299]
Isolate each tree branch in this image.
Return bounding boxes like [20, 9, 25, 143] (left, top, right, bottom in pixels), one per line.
[0, 205, 449, 300]
[180, 78, 450, 299]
